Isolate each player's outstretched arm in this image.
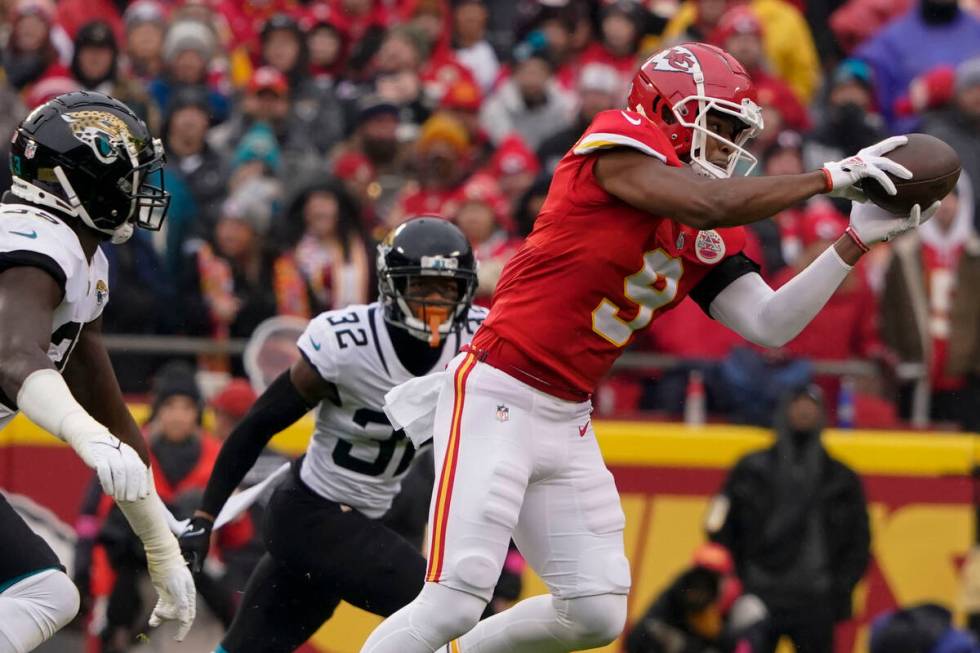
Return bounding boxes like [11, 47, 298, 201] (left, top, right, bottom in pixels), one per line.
[180, 356, 335, 572]
[708, 201, 939, 348]
[594, 137, 911, 229]
[0, 268, 149, 502]
[64, 317, 196, 641]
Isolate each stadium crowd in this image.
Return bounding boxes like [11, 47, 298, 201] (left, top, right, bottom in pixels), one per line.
[2, 0, 980, 433]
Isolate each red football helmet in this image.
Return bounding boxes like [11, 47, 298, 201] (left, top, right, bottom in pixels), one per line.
[628, 42, 764, 178]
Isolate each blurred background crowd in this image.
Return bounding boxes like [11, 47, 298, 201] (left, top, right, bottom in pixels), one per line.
[0, 0, 978, 432]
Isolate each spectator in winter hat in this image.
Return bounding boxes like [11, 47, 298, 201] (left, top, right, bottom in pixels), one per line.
[4, 0, 63, 90]
[230, 121, 284, 190]
[163, 85, 229, 243]
[180, 183, 283, 362]
[391, 112, 471, 225]
[485, 134, 541, 213]
[480, 41, 574, 149]
[441, 76, 494, 167]
[334, 94, 403, 172]
[447, 173, 520, 304]
[149, 18, 230, 123]
[71, 20, 160, 132]
[803, 59, 888, 216]
[123, 0, 168, 80]
[333, 151, 382, 232]
[710, 6, 809, 135]
[537, 62, 620, 173]
[452, 0, 499, 92]
[302, 7, 348, 81]
[210, 379, 257, 442]
[261, 13, 308, 90]
[579, 0, 646, 90]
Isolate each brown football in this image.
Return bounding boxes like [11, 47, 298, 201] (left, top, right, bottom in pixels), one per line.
[858, 133, 961, 214]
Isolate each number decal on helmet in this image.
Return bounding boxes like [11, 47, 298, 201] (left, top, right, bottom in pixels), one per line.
[592, 248, 683, 347]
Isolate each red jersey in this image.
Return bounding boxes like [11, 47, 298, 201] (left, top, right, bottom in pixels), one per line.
[473, 109, 750, 399]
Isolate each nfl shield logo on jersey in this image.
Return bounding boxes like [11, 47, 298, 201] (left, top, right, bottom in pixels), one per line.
[695, 230, 726, 264]
[496, 404, 510, 422]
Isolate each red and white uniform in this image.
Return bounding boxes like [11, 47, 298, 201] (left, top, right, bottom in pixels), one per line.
[418, 111, 753, 605]
[472, 109, 749, 399]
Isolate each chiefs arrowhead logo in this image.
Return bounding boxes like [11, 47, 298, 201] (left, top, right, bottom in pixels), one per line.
[645, 46, 703, 77]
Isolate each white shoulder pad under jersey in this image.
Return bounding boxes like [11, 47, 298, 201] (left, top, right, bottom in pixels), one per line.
[0, 203, 111, 424]
[296, 302, 488, 518]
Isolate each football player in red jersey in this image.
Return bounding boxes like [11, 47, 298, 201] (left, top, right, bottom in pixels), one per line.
[360, 43, 938, 653]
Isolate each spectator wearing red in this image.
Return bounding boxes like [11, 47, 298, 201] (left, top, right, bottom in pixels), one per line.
[122, 1, 168, 81]
[484, 134, 541, 216]
[441, 76, 494, 167]
[333, 150, 382, 232]
[54, 0, 123, 44]
[452, 0, 499, 92]
[445, 173, 520, 304]
[773, 204, 886, 413]
[830, 0, 913, 55]
[391, 111, 472, 225]
[881, 177, 977, 427]
[4, 0, 65, 90]
[480, 39, 575, 149]
[327, 0, 391, 46]
[210, 379, 258, 442]
[579, 0, 647, 93]
[710, 6, 810, 136]
[300, 4, 349, 82]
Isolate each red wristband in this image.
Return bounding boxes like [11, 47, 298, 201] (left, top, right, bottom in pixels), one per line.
[821, 168, 834, 193]
[845, 226, 870, 253]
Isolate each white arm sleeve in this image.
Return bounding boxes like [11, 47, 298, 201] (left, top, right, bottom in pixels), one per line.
[708, 246, 853, 348]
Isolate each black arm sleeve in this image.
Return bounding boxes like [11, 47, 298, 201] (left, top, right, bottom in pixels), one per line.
[688, 252, 761, 317]
[200, 370, 315, 518]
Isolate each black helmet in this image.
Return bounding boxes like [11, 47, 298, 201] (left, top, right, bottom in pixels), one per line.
[9, 91, 169, 243]
[377, 217, 478, 346]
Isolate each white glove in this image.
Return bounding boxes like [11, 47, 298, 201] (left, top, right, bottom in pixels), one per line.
[848, 200, 941, 247]
[70, 428, 150, 502]
[117, 485, 197, 641]
[823, 136, 913, 202]
[146, 557, 197, 641]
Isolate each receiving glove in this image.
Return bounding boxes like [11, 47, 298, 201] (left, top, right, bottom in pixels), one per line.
[847, 200, 941, 249]
[146, 555, 197, 641]
[70, 428, 150, 502]
[178, 515, 214, 574]
[822, 136, 913, 202]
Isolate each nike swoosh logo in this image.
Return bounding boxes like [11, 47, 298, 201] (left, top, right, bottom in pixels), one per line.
[183, 527, 208, 538]
[578, 421, 591, 437]
[310, 337, 322, 351]
[10, 230, 37, 239]
[621, 111, 642, 126]
[92, 439, 122, 451]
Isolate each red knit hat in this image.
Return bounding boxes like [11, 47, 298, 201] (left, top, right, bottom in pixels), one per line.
[210, 379, 257, 419]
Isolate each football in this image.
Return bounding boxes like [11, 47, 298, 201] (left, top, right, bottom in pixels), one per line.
[859, 133, 961, 215]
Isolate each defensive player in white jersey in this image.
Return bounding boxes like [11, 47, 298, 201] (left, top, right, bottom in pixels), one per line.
[179, 218, 488, 653]
[0, 92, 195, 652]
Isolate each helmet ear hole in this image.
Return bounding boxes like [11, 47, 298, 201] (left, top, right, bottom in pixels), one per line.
[661, 103, 675, 125]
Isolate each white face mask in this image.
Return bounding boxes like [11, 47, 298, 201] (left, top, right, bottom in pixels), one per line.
[675, 94, 764, 179]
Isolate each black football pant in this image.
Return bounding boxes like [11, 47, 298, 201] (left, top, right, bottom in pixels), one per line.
[219, 468, 426, 653]
[0, 493, 63, 592]
[760, 604, 835, 653]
